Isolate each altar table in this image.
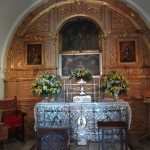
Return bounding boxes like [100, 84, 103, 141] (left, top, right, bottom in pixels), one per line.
[34, 99, 131, 142]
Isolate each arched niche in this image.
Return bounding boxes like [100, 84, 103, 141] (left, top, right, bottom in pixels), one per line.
[58, 18, 102, 76]
[60, 19, 102, 52]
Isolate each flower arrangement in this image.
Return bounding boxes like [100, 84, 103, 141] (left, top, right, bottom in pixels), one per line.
[100, 71, 129, 97]
[31, 72, 62, 97]
[69, 67, 92, 81]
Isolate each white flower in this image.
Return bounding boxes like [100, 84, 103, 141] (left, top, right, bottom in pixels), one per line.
[31, 72, 62, 97]
[100, 71, 129, 97]
[107, 82, 111, 88]
[43, 85, 47, 90]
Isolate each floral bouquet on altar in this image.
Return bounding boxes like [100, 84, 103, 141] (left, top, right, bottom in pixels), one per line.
[31, 72, 62, 98]
[69, 67, 92, 81]
[100, 71, 129, 98]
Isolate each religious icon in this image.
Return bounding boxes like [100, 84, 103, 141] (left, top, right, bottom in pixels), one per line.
[53, 115, 62, 125]
[62, 56, 74, 76]
[61, 20, 100, 51]
[88, 56, 100, 75]
[61, 54, 101, 76]
[26, 43, 43, 65]
[77, 116, 86, 127]
[119, 40, 137, 63]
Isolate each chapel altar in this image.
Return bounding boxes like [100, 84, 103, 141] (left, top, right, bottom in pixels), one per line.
[34, 99, 131, 144]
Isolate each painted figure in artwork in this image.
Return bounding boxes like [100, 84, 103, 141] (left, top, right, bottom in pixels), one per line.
[27, 44, 42, 65]
[120, 41, 136, 63]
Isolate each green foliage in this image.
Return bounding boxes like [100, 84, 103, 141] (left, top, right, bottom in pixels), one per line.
[31, 72, 62, 97]
[100, 71, 129, 97]
[69, 67, 92, 81]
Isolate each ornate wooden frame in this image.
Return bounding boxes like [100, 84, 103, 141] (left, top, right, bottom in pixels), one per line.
[118, 39, 138, 65]
[25, 42, 44, 66]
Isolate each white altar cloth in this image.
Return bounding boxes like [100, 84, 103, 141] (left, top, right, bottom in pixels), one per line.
[34, 99, 131, 142]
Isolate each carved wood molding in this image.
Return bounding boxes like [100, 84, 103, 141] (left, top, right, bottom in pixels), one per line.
[15, 0, 148, 37]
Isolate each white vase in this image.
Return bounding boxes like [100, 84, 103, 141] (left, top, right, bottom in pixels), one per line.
[43, 96, 49, 102]
[113, 93, 119, 102]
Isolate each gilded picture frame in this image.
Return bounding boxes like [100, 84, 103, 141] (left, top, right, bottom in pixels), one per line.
[118, 39, 137, 64]
[25, 42, 44, 66]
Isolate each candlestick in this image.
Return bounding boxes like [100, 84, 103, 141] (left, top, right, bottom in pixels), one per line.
[64, 79, 66, 101]
[66, 86, 69, 102]
[93, 79, 96, 101]
[70, 79, 72, 102]
[98, 79, 101, 101]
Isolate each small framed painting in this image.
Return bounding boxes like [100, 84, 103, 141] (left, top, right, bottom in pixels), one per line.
[26, 43, 43, 65]
[118, 39, 137, 64]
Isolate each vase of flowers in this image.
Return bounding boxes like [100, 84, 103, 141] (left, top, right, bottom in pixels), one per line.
[100, 71, 129, 101]
[31, 72, 62, 102]
[69, 67, 92, 81]
[69, 67, 92, 95]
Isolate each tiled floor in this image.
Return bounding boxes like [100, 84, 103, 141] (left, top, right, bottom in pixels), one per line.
[2, 139, 35, 150]
[2, 137, 150, 150]
[2, 139, 129, 150]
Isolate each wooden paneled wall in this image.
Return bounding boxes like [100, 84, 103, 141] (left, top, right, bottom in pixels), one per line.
[4, 0, 150, 137]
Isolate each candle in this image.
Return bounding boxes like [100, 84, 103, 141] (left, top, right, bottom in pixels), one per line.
[64, 79, 66, 101]
[93, 79, 96, 101]
[99, 79, 101, 101]
[70, 79, 72, 102]
[66, 86, 69, 102]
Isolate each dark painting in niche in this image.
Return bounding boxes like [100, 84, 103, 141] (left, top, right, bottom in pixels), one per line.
[61, 21, 99, 51]
[61, 54, 100, 76]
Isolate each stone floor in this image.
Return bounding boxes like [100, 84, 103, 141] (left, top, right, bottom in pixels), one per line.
[1, 137, 150, 150]
[1, 140, 128, 150]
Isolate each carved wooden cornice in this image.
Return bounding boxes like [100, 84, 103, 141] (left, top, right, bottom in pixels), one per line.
[16, 0, 146, 35]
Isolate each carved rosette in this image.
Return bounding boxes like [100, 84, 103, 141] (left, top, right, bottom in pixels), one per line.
[87, 4, 102, 20]
[57, 6, 72, 21]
